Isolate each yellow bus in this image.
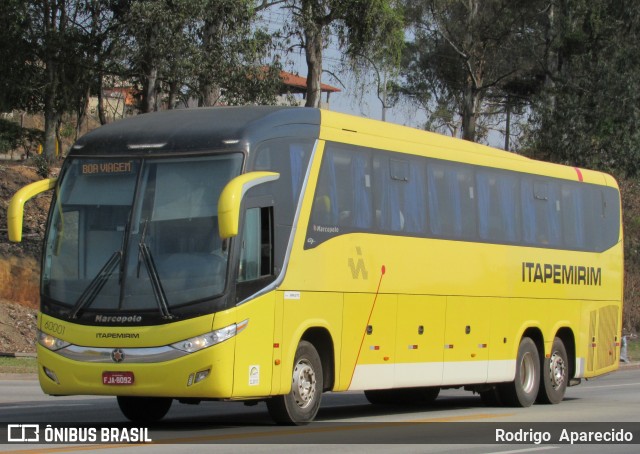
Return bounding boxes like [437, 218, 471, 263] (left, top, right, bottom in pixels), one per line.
[8, 107, 623, 425]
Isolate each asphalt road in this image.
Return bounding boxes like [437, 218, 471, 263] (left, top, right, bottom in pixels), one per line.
[0, 366, 638, 453]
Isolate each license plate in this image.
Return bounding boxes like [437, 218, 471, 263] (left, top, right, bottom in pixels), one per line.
[102, 371, 134, 385]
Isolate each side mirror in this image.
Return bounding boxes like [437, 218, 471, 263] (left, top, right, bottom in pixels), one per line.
[218, 171, 279, 239]
[7, 178, 58, 242]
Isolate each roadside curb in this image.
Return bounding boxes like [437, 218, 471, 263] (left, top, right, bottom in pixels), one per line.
[619, 361, 640, 370]
[0, 353, 38, 380]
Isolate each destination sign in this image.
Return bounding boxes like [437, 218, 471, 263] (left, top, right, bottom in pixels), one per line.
[81, 161, 134, 175]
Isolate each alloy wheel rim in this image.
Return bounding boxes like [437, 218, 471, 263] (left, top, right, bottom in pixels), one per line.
[292, 359, 316, 408]
[549, 351, 566, 390]
[520, 351, 536, 394]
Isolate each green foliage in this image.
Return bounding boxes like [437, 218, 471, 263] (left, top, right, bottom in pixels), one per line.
[398, 0, 547, 141]
[59, 122, 75, 139]
[530, 1, 640, 177]
[528, 0, 640, 338]
[281, 0, 404, 107]
[118, 0, 281, 110]
[32, 154, 51, 179]
[0, 0, 35, 112]
[0, 119, 42, 155]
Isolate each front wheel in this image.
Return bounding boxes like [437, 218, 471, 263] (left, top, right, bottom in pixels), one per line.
[537, 337, 568, 404]
[267, 341, 323, 425]
[498, 337, 540, 407]
[117, 396, 172, 422]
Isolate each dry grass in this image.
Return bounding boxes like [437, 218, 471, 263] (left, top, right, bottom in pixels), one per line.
[0, 356, 37, 374]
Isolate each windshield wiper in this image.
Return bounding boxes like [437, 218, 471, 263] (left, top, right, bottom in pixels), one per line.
[69, 251, 121, 319]
[137, 219, 173, 320]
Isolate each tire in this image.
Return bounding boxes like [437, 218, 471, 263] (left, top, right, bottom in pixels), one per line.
[498, 337, 540, 407]
[537, 337, 568, 404]
[267, 341, 323, 425]
[117, 396, 172, 422]
[365, 387, 439, 406]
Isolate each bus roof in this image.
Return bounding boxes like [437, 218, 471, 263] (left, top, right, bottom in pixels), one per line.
[70, 106, 321, 156]
[318, 110, 612, 186]
[67, 106, 614, 187]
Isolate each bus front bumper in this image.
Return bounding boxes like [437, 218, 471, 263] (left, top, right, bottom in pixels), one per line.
[36, 341, 235, 399]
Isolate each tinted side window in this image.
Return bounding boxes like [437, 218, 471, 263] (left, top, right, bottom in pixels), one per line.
[250, 139, 313, 271]
[427, 162, 475, 239]
[305, 141, 620, 253]
[311, 145, 374, 229]
[561, 183, 586, 249]
[477, 170, 520, 243]
[374, 155, 426, 234]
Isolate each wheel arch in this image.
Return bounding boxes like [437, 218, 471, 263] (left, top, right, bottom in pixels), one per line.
[300, 327, 335, 392]
[554, 327, 576, 380]
[521, 326, 545, 360]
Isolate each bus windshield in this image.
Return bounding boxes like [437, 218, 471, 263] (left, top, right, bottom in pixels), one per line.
[43, 154, 243, 318]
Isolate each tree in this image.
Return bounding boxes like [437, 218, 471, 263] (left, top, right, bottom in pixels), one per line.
[36, 1, 97, 161]
[120, 1, 193, 112]
[194, 0, 282, 107]
[279, 0, 404, 107]
[530, 0, 640, 176]
[398, 0, 546, 142]
[0, 0, 33, 113]
[121, 0, 282, 111]
[0, 1, 124, 157]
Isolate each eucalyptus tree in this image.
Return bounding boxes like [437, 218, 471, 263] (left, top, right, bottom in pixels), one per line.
[278, 0, 404, 108]
[9, 0, 93, 161]
[531, 0, 640, 176]
[120, 1, 194, 112]
[121, 0, 282, 112]
[0, 0, 33, 114]
[399, 0, 546, 143]
[194, 0, 282, 107]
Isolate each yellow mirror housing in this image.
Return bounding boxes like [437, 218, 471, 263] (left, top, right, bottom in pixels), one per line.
[7, 178, 57, 242]
[218, 172, 279, 239]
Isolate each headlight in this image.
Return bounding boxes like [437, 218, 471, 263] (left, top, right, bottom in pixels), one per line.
[171, 319, 248, 353]
[38, 330, 70, 351]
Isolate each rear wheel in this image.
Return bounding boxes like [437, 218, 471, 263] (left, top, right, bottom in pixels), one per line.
[498, 337, 540, 407]
[537, 337, 568, 404]
[117, 396, 172, 422]
[267, 341, 323, 425]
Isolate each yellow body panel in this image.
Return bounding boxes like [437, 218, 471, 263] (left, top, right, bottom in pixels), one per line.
[230, 293, 275, 398]
[278, 291, 343, 393]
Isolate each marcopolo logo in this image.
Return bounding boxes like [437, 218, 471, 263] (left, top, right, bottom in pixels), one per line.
[95, 314, 143, 323]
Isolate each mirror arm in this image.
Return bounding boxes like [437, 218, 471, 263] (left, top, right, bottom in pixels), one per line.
[218, 172, 279, 239]
[7, 178, 57, 242]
